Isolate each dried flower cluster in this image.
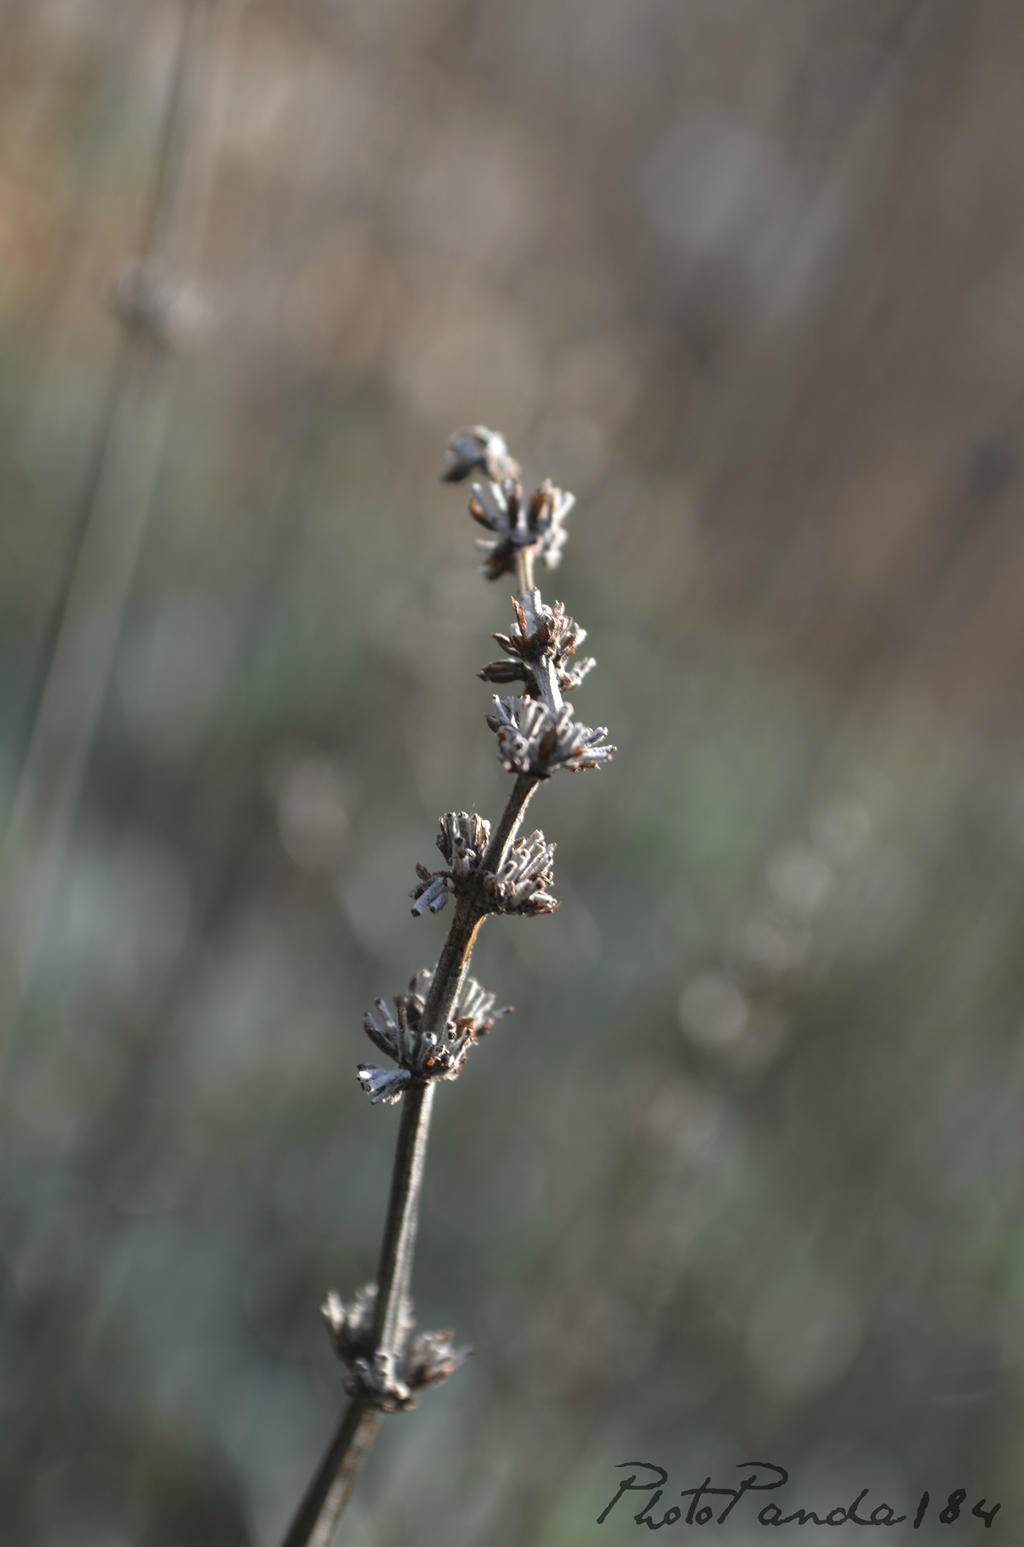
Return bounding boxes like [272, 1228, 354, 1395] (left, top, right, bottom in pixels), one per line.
[358, 968, 510, 1105]
[358, 437, 616, 1101]
[480, 589, 596, 695]
[409, 806, 564, 918]
[468, 477, 575, 580]
[322, 1285, 468, 1413]
[440, 424, 520, 485]
[486, 695, 615, 777]
[437, 810, 491, 875]
[482, 828, 559, 916]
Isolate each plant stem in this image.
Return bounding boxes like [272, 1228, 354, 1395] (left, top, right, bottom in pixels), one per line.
[279, 774, 541, 1547]
[370, 1079, 436, 1371]
[281, 536, 567, 1547]
[280, 1401, 380, 1547]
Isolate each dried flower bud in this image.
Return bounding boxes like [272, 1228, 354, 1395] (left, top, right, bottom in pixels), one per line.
[410, 863, 451, 917]
[478, 658, 531, 686]
[356, 1065, 414, 1104]
[486, 695, 616, 777]
[441, 425, 520, 484]
[358, 969, 509, 1103]
[558, 654, 597, 692]
[452, 977, 512, 1038]
[436, 811, 491, 877]
[468, 478, 575, 580]
[362, 969, 432, 1063]
[411, 812, 494, 915]
[525, 480, 574, 571]
[404, 1327, 470, 1392]
[322, 1283, 398, 1369]
[482, 829, 558, 915]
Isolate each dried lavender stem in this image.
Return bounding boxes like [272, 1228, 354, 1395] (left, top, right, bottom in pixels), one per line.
[371, 761, 537, 1361]
[370, 1081, 435, 1369]
[280, 432, 612, 1547]
[280, 1401, 379, 1547]
[482, 770, 540, 861]
[280, 758, 539, 1547]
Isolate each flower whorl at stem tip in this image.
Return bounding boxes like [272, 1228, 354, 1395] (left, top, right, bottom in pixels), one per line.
[322, 1285, 470, 1411]
[358, 968, 512, 1104]
[441, 425, 520, 485]
[481, 589, 596, 696]
[468, 478, 575, 580]
[487, 695, 616, 777]
[483, 829, 559, 916]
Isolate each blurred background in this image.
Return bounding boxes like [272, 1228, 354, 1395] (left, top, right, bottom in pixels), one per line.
[1, 0, 1023, 1542]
